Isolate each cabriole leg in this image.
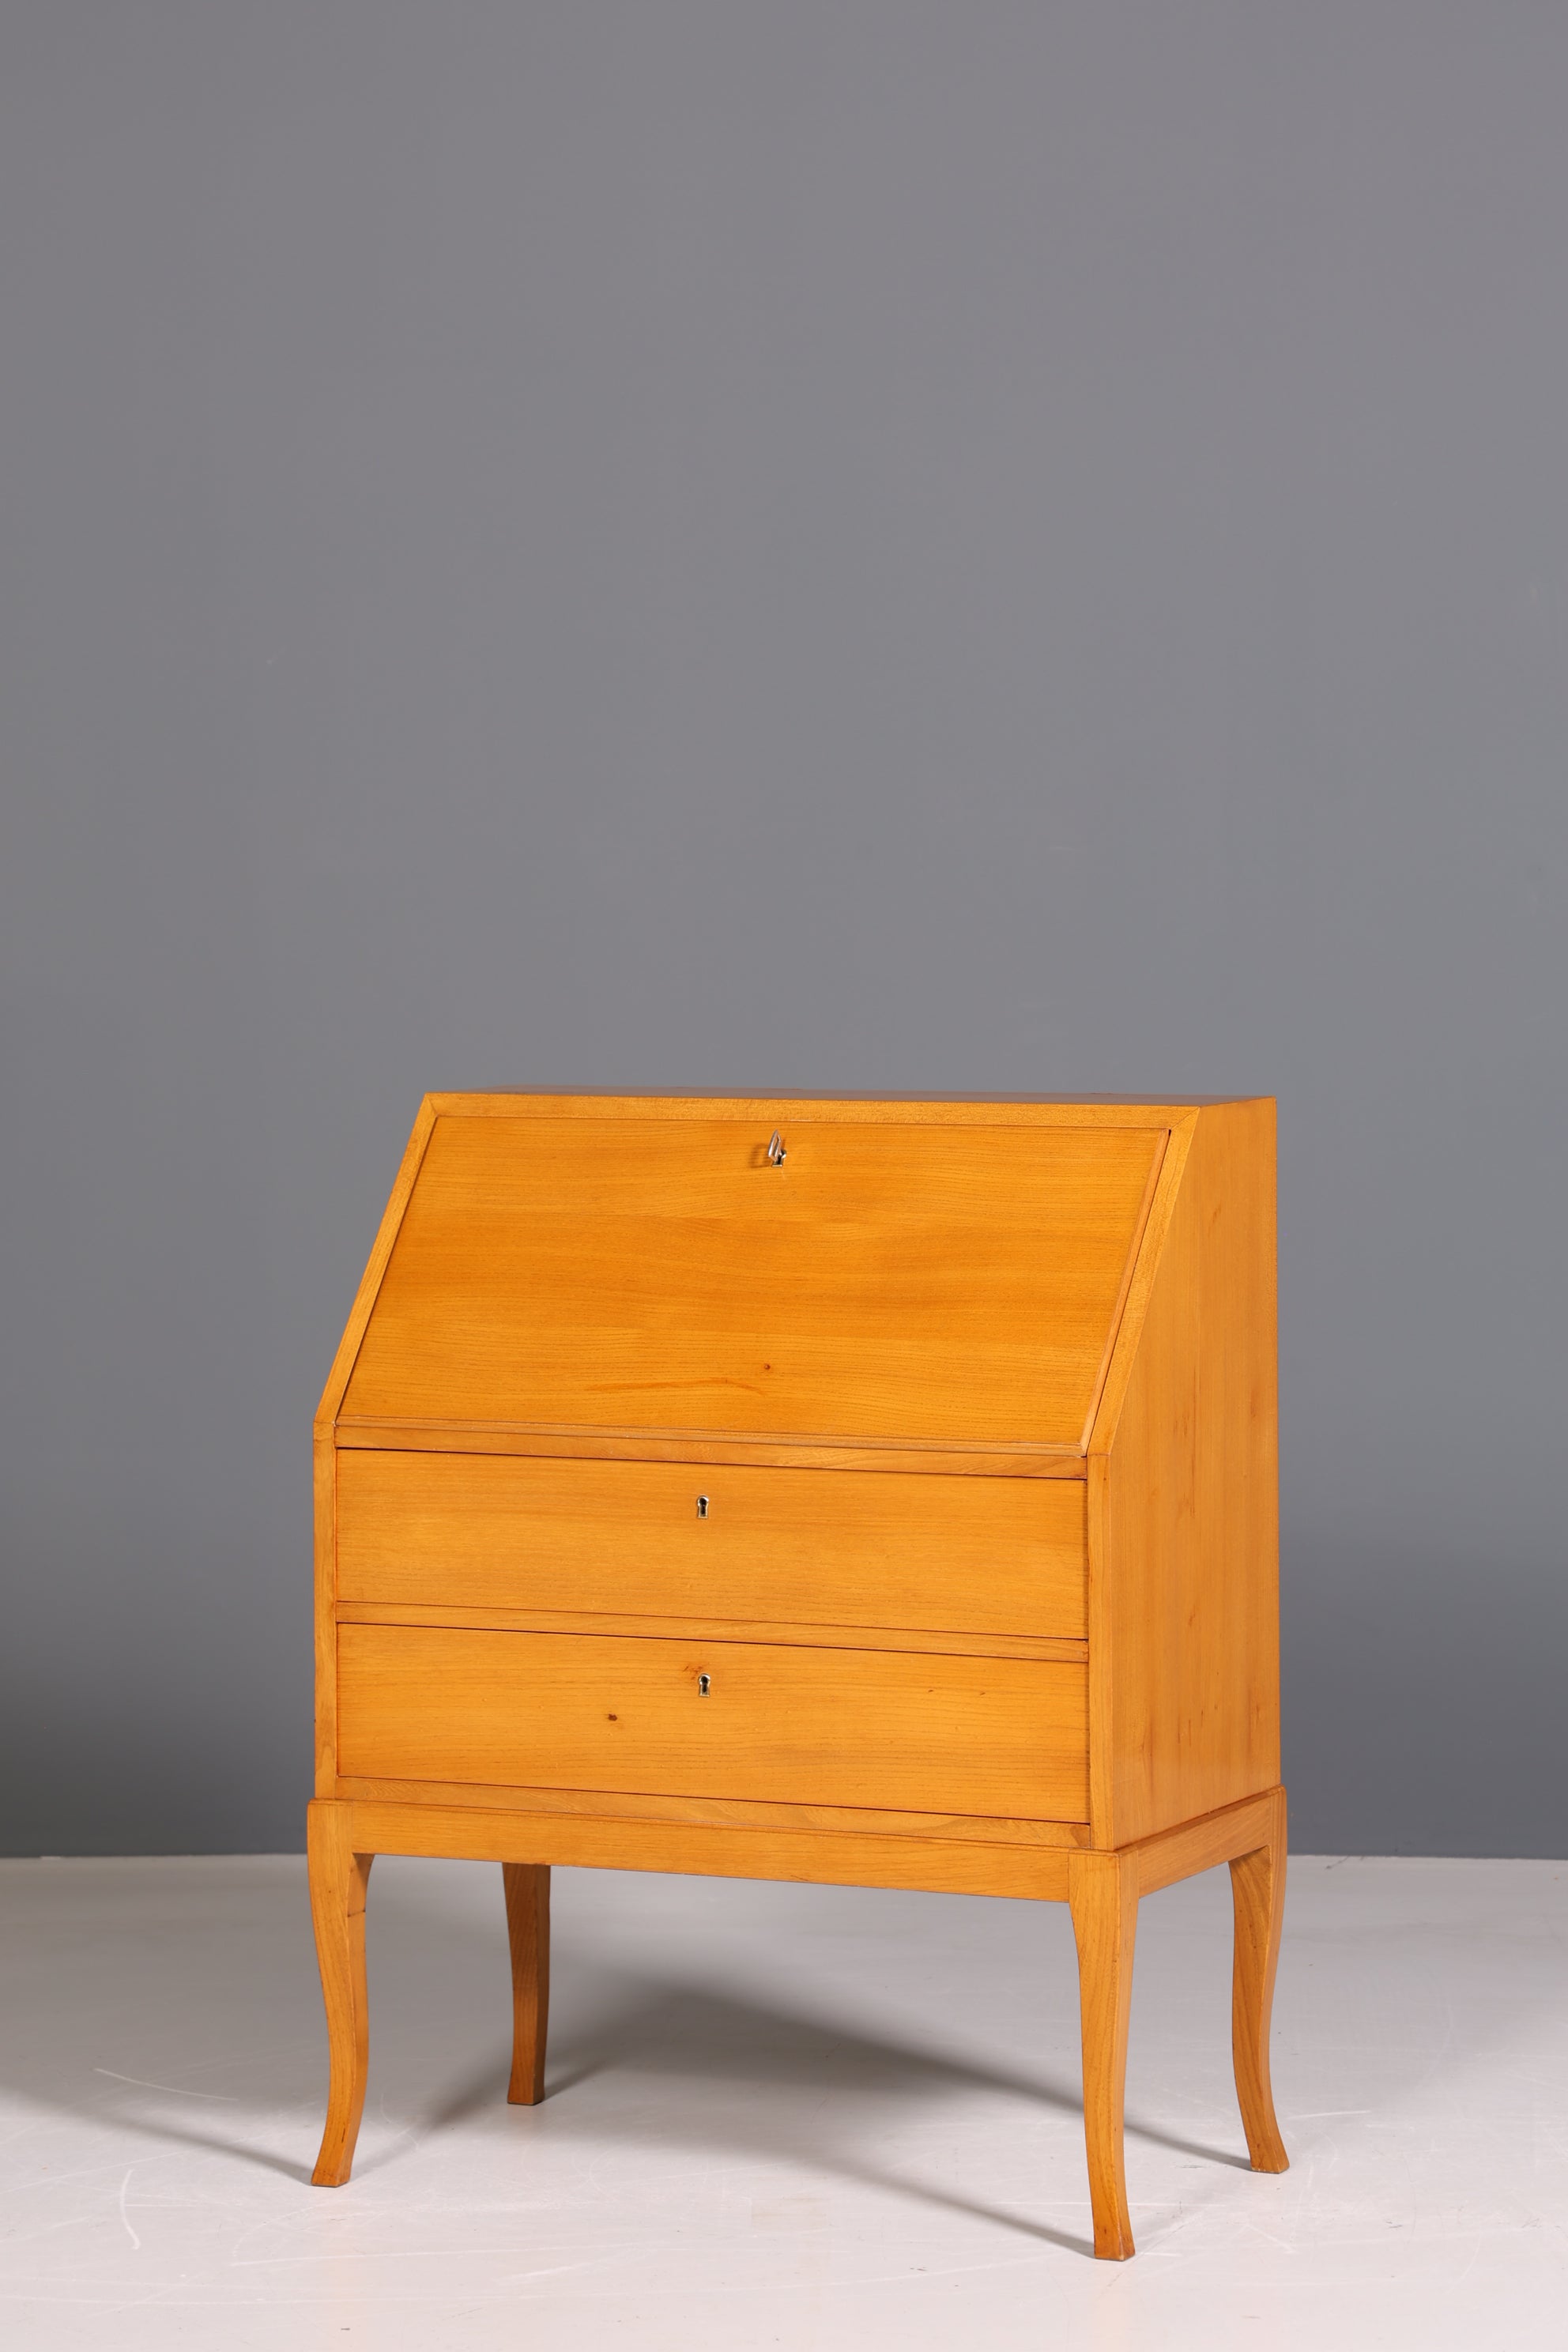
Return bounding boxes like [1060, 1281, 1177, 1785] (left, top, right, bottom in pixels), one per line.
[308, 1800, 373, 2187]
[503, 1862, 551, 2105]
[1229, 1786, 1289, 2172]
[1068, 1849, 1139, 2260]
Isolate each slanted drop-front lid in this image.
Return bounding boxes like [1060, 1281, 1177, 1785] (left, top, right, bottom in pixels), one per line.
[337, 1101, 1166, 1448]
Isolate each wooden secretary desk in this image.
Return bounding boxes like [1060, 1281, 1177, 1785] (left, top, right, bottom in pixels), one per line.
[309, 1091, 1287, 2259]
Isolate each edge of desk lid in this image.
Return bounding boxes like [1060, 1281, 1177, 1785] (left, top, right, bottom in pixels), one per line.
[330, 1416, 1090, 1479]
[315, 1093, 1224, 1451]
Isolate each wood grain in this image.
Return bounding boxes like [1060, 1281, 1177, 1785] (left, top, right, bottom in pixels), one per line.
[337, 1623, 1089, 1820]
[335, 1449, 1087, 1641]
[1084, 1121, 1196, 1842]
[339, 1111, 1162, 1444]
[307, 1800, 373, 2187]
[1230, 1785, 1289, 2173]
[502, 1863, 550, 2106]
[1088, 1099, 1280, 1847]
[1130, 1788, 1281, 1898]
[1085, 1115, 1196, 1461]
[1076, 1129, 1168, 1451]
[337, 1601, 1086, 1665]
[341, 1797, 1076, 1901]
[426, 1092, 1242, 1121]
[315, 1098, 438, 1431]
[309, 1088, 1285, 2260]
[332, 1773, 1094, 1847]
[1069, 1849, 1139, 2260]
[334, 1419, 1087, 1479]
[313, 1429, 337, 1797]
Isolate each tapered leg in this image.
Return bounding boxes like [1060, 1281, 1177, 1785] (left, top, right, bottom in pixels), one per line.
[503, 1862, 551, 2105]
[1229, 1785, 1289, 2173]
[308, 1800, 373, 2187]
[1068, 1850, 1140, 2260]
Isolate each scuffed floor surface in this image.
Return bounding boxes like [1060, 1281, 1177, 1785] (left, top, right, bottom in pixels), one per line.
[0, 1853, 1563, 2350]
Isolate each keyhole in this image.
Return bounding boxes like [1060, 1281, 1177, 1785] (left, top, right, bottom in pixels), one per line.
[695, 1494, 710, 1519]
[697, 1673, 711, 1696]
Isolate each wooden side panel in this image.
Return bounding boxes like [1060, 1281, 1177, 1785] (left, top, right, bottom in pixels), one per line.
[1085, 1118, 1195, 1457]
[315, 1099, 439, 1430]
[335, 1450, 1087, 1640]
[1091, 1100, 1279, 1846]
[338, 1112, 1162, 1445]
[337, 1623, 1090, 1822]
[313, 1428, 337, 1796]
[315, 1099, 439, 1796]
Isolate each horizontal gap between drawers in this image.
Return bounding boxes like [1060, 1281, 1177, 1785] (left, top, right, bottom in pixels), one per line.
[334, 1600, 1088, 1664]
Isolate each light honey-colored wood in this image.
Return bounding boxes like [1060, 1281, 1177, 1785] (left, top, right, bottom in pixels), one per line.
[1130, 1787, 1281, 1898]
[502, 1863, 550, 2105]
[425, 1091, 1239, 1124]
[332, 1773, 1094, 1847]
[336, 1601, 1087, 1666]
[312, 1428, 337, 1796]
[1069, 1848, 1139, 2260]
[337, 1449, 1087, 1639]
[309, 1091, 1285, 2259]
[1089, 1099, 1279, 1847]
[1084, 1118, 1197, 1841]
[1076, 1129, 1168, 1452]
[336, 1623, 1091, 1821]
[340, 1112, 1163, 1444]
[334, 1419, 1087, 1479]
[314, 1098, 439, 1432]
[307, 1801, 372, 2186]
[1084, 1114, 1196, 1462]
[338, 1796, 1076, 1900]
[1230, 1786, 1289, 2173]
[1069, 1788, 1291, 2259]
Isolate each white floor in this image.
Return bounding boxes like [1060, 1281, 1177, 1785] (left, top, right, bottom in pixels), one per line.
[0, 1853, 1562, 2350]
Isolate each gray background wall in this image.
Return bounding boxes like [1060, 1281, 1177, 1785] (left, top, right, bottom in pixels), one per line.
[2, 2, 1563, 1856]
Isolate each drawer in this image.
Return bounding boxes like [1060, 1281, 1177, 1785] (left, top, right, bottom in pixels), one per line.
[337, 1623, 1090, 1820]
[336, 1450, 1087, 1640]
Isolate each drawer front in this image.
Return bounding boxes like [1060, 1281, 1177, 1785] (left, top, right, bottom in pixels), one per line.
[337, 1450, 1087, 1641]
[340, 1110, 1162, 1445]
[337, 1623, 1090, 1820]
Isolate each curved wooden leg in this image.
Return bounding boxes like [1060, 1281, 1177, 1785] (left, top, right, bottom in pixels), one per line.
[1230, 1785, 1289, 2173]
[503, 1862, 550, 2105]
[1068, 1850, 1139, 2260]
[308, 1801, 373, 2186]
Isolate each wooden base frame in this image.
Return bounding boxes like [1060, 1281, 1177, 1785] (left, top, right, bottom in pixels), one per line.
[307, 1785, 1287, 2256]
